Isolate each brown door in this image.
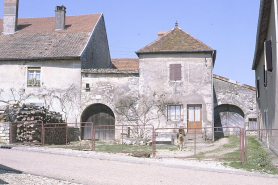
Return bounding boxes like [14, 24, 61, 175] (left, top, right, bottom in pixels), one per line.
[82, 104, 115, 141]
[187, 105, 202, 133]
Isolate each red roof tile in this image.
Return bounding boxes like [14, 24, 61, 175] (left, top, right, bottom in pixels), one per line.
[111, 58, 139, 70]
[137, 27, 213, 53]
[0, 14, 102, 60]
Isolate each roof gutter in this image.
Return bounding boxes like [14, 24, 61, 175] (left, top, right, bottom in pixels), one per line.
[252, 0, 267, 70]
[136, 49, 217, 65]
[135, 49, 215, 55]
[0, 56, 81, 61]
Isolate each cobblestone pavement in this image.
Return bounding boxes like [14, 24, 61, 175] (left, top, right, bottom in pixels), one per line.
[0, 169, 81, 185]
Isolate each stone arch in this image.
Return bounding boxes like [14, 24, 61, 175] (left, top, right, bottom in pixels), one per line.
[214, 104, 245, 128]
[81, 103, 115, 141]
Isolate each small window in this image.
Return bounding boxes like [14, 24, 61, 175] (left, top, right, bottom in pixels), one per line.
[169, 64, 181, 81]
[167, 105, 183, 121]
[256, 79, 260, 98]
[265, 40, 273, 72]
[86, 83, 90, 92]
[27, 67, 41, 87]
[248, 118, 257, 130]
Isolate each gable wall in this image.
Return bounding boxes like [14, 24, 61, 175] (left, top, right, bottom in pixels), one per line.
[81, 15, 111, 69]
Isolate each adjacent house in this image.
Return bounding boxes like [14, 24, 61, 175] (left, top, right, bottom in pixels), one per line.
[0, 0, 111, 123]
[252, 0, 278, 155]
[0, 0, 257, 143]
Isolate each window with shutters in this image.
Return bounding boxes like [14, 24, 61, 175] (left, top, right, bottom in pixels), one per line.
[256, 79, 260, 98]
[27, 67, 41, 87]
[263, 65, 267, 87]
[167, 105, 183, 121]
[169, 64, 181, 81]
[265, 40, 273, 72]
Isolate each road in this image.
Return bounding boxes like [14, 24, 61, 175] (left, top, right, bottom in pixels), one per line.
[1, 148, 278, 185]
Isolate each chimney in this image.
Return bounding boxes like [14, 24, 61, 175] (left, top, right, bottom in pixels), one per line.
[3, 0, 19, 34]
[158, 31, 168, 37]
[55, 5, 66, 31]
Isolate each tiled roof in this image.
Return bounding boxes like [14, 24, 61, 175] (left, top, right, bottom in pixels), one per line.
[213, 74, 256, 91]
[137, 27, 213, 53]
[0, 14, 102, 60]
[111, 58, 139, 70]
[252, 0, 271, 70]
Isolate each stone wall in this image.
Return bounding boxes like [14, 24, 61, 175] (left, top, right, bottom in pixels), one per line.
[0, 122, 10, 144]
[213, 74, 256, 128]
[80, 69, 139, 127]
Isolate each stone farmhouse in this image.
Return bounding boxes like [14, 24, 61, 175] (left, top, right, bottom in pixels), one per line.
[252, 0, 278, 155]
[0, 0, 256, 141]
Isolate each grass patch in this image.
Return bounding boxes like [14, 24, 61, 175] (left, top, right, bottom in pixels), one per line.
[156, 144, 178, 151]
[228, 137, 278, 174]
[95, 141, 153, 152]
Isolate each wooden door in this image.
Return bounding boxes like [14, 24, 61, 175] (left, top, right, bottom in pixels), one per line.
[82, 104, 115, 140]
[187, 105, 202, 133]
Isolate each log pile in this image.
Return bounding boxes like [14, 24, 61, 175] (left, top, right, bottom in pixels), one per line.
[4, 104, 66, 144]
[5, 104, 64, 123]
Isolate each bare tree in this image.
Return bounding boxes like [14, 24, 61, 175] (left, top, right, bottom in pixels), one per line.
[115, 91, 169, 138]
[0, 84, 80, 122]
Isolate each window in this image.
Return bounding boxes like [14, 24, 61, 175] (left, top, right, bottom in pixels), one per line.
[263, 65, 267, 87]
[265, 40, 273, 72]
[86, 83, 90, 92]
[256, 79, 260, 98]
[169, 64, 181, 81]
[167, 105, 183, 121]
[248, 118, 257, 130]
[27, 67, 41, 87]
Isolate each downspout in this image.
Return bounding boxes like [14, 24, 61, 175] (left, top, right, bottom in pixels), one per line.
[211, 50, 216, 141]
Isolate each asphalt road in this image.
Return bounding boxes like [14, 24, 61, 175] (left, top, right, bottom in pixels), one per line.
[1, 149, 278, 185]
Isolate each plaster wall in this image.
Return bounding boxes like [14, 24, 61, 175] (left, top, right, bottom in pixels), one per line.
[138, 52, 214, 129]
[0, 60, 81, 123]
[255, 0, 278, 154]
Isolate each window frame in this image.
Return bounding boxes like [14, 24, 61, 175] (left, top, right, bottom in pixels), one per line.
[169, 64, 182, 81]
[27, 67, 41, 87]
[167, 105, 183, 121]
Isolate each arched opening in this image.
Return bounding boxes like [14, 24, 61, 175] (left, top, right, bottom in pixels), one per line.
[214, 104, 245, 139]
[81, 104, 115, 141]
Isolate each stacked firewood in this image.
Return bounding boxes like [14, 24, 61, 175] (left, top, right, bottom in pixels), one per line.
[14, 122, 42, 143]
[5, 104, 64, 123]
[4, 104, 65, 144]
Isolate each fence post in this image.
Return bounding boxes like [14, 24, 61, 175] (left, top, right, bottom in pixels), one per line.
[152, 126, 156, 158]
[9, 122, 12, 144]
[194, 128, 196, 156]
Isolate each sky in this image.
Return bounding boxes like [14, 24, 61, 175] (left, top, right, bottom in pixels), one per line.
[0, 0, 260, 86]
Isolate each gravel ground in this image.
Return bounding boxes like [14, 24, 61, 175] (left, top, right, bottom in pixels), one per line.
[0, 169, 81, 185]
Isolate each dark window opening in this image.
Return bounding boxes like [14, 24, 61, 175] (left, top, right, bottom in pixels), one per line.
[86, 83, 90, 92]
[263, 65, 267, 87]
[265, 40, 273, 72]
[256, 79, 260, 98]
[169, 64, 181, 81]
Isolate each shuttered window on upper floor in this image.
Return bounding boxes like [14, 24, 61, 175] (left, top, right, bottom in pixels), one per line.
[169, 64, 181, 81]
[265, 40, 273, 72]
[256, 79, 260, 98]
